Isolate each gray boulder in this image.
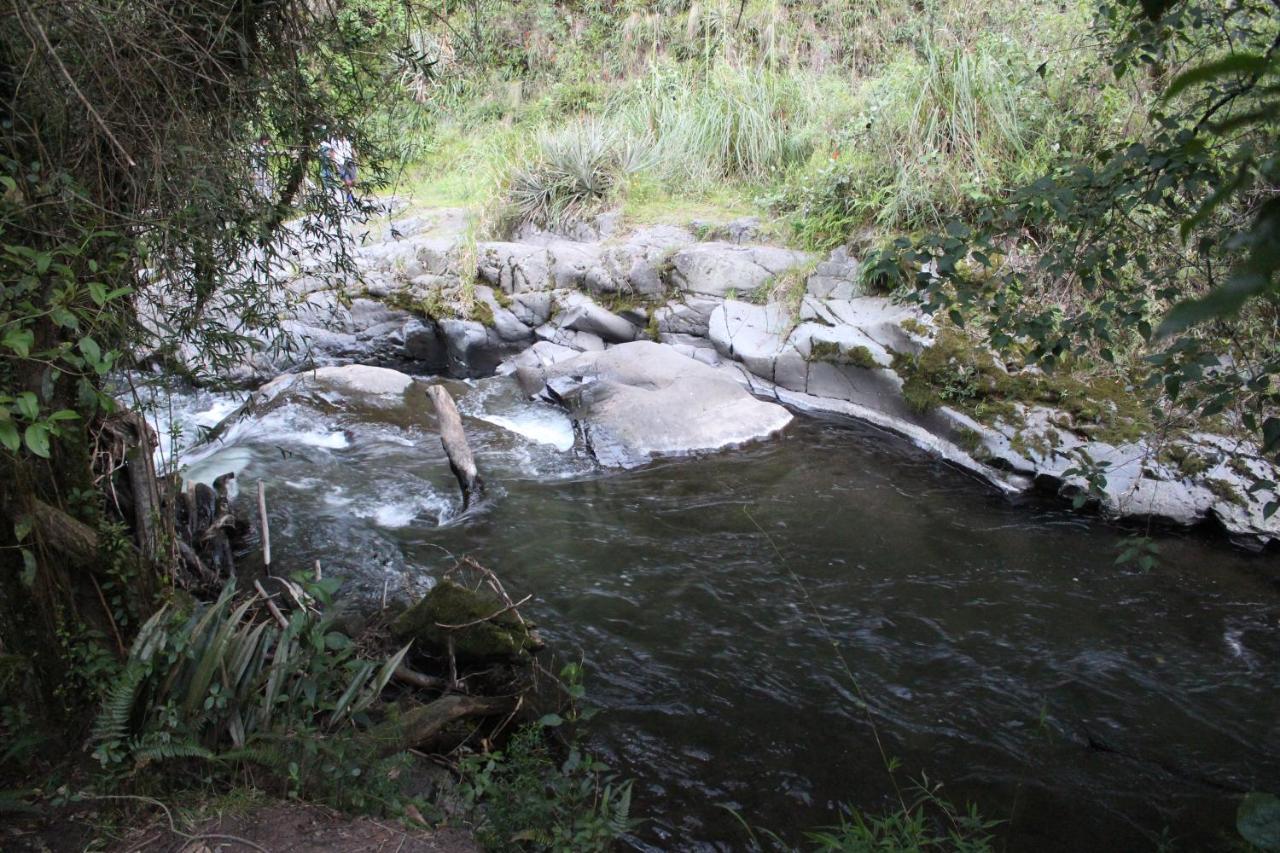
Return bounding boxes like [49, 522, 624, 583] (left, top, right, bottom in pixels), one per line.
[806, 246, 863, 300]
[517, 340, 793, 467]
[556, 293, 640, 343]
[668, 242, 812, 298]
[438, 318, 513, 378]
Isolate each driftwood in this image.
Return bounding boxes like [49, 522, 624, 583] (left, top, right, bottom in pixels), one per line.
[393, 664, 445, 692]
[363, 694, 515, 758]
[256, 481, 271, 573]
[425, 384, 483, 508]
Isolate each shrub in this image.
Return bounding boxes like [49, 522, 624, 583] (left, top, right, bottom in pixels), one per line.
[504, 120, 653, 228]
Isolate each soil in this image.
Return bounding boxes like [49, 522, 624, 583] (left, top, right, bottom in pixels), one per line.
[4, 801, 480, 853]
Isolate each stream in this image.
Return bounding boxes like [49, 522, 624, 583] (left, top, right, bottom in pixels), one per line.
[155, 375, 1280, 851]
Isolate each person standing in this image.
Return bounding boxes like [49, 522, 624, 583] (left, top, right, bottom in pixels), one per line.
[333, 136, 357, 206]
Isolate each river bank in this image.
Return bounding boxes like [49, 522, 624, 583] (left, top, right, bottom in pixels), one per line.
[171, 200, 1280, 553]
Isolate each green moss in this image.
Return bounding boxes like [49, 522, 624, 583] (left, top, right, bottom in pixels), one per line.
[1204, 477, 1245, 506]
[1229, 457, 1253, 479]
[492, 287, 513, 309]
[392, 581, 541, 663]
[1161, 444, 1211, 478]
[900, 317, 929, 337]
[470, 299, 495, 327]
[808, 340, 878, 368]
[891, 328, 1153, 441]
[645, 309, 661, 342]
[954, 426, 985, 456]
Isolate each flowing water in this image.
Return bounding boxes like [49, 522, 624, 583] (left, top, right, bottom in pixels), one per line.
[159, 376, 1280, 851]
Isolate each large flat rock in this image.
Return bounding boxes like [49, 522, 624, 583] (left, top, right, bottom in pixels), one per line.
[517, 341, 793, 467]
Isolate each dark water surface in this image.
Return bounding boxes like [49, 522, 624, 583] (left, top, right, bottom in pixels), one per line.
[178, 379, 1280, 851]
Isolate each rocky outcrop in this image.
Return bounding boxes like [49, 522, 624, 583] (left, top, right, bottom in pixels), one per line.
[237, 203, 1279, 548]
[514, 341, 793, 468]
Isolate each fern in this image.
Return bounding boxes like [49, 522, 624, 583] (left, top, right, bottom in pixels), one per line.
[131, 738, 216, 766]
[92, 661, 147, 747]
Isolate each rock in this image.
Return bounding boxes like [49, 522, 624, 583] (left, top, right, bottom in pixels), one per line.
[534, 324, 607, 353]
[477, 242, 551, 293]
[498, 341, 582, 376]
[477, 240, 604, 294]
[691, 216, 763, 244]
[652, 295, 721, 337]
[668, 242, 811, 299]
[392, 580, 543, 663]
[474, 285, 536, 344]
[520, 340, 793, 467]
[707, 300, 795, 385]
[438, 318, 511, 378]
[257, 364, 418, 410]
[556, 293, 640, 343]
[589, 225, 694, 298]
[668, 243, 800, 298]
[806, 246, 862, 300]
[402, 318, 448, 372]
[509, 291, 556, 327]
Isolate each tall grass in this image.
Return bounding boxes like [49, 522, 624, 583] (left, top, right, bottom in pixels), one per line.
[777, 29, 1083, 246]
[611, 63, 820, 185]
[493, 62, 832, 229]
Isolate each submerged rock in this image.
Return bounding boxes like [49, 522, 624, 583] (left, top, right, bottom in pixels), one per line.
[392, 580, 543, 663]
[517, 340, 793, 468]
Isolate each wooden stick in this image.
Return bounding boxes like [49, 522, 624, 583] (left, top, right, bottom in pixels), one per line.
[393, 664, 445, 691]
[253, 579, 289, 629]
[256, 481, 271, 574]
[314, 559, 322, 582]
[425, 384, 483, 508]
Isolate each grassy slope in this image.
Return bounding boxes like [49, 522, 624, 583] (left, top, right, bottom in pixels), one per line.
[393, 0, 1126, 247]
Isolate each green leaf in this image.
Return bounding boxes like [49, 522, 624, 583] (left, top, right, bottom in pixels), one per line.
[20, 549, 37, 588]
[1164, 53, 1272, 101]
[14, 515, 32, 541]
[1262, 418, 1280, 455]
[47, 409, 79, 422]
[16, 392, 38, 421]
[3, 327, 33, 358]
[23, 423, 49, 458]
[88, 282, 108, 307]
[1159, 272, 1273, 336]
[78, 337, 101, 365]
[0, 421, 18, 452]
[1237, 792, 1280, 851]
[34, 253, 51, 275]
[1179, 167, 1250, 244]
[538, 713, 565, 728]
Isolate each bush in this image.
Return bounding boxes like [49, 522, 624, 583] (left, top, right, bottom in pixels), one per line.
[459, 725, 635, 852]
[775, 31, 1071, 245]
[504, 120, 653, 228]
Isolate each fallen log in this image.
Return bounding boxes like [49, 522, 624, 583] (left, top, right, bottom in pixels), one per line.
[363, 694, 515, 758]
[27, 498, 104, 565]
[425, 384, 483, 508]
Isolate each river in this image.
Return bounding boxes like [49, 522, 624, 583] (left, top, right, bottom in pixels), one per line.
[157, 374, 1280, 851]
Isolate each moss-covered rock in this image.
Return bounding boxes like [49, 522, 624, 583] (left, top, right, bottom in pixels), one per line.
[892, 327, 1152, 443]
[392, 581, 543, 663]
[808, 340, 878, 368]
